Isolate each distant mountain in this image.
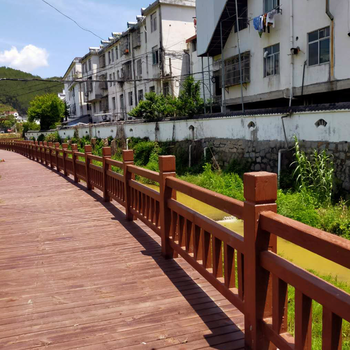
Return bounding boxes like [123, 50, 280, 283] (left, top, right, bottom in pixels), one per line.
[0, 67, 64, 115]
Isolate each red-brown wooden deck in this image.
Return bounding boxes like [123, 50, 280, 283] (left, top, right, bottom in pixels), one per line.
[0, 150, 245, 350]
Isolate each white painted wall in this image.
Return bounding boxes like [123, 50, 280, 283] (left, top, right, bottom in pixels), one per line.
[26, 109, 350, 144]
[197, 0, 350, 103]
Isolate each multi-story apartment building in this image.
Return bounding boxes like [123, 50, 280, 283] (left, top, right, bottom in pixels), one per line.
[89, 0, 196, 123]
[197, 0, 350, 111]
[63, 58, 89, 120]
[63, 0, 197, 124]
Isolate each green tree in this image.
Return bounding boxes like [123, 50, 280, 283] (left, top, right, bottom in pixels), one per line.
[0, 115, 16, 129]
[22, 121, 40, 138]
[129, 92, 177, 121]
[28, 93, 65, 130]
[177, 76, 204, 117]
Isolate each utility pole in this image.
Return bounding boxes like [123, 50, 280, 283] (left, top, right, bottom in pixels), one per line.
[207, 53, 213, 113]
[235, 0, 245, 113]
[220, 21, 226, 113]
[201, 56, 206, 114]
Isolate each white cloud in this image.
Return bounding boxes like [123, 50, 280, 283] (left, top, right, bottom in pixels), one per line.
[0, 45, 49, 72]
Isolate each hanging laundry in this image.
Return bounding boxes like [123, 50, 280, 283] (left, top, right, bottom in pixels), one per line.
[267, 9, 277, 28]
[253, 16, 260, 31]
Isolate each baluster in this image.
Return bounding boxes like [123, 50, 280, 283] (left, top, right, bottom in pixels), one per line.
[202, 230, 212, 269]
[224, 244, 235, 288]
[237, 251, 245, 300]
[272, 277, 288, 336]
[43, 141, 48, 165]
[62, 143, 68, 176]
[185, 219, 193, 253]
[84, 145, 92, 189]
[102, 147, 111, 202]
[123, 150, 134, 221]
[295, 290, 312, 350]
[212, 238, 223, 278]
[322, 308, 342, 350]
[193, 225, 202, 261]
[71, 144, 78, 182]
[178, 215, 185, 248]
[55, 142, 60, 171]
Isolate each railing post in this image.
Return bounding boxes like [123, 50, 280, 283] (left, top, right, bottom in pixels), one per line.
[102, 147, 111, 202]
[243, 172, 277, 350]
[71, 144, 78, 183]
[159, 156, 176, 259]
[123, 150, 134, 221]
[62, 143, 68, 176]
[85, 145, 92, 190]
[39, 142, 43, 162]
[43, 142, 48, 165]
[55, 142, 60, 171]
[34, 141, 38, 161]
[48, 142, 53, 168]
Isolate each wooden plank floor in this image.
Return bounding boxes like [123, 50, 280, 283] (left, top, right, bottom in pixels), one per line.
[0, 150, 245, 350]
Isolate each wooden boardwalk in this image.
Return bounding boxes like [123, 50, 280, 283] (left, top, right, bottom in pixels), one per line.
[0, 150, 245, 350]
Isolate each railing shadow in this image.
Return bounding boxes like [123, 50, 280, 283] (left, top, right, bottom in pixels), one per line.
[51, 169, 246, 349]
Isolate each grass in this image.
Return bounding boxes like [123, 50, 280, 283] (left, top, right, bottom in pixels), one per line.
[0, 133, 21, 139]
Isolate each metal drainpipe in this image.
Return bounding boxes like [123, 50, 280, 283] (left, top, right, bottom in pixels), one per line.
[159, 5, 165, 93]
[189, 144, 192, 168]
[289, 0, 294, 108]
[326, 0, 335, 80]
[220, 21, 226, 114]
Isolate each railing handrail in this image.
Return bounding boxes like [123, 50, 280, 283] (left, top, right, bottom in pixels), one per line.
[167, 177, 244, 220]
[261, 211, 350, 269]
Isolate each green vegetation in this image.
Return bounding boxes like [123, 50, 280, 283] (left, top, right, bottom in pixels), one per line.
[0, 67, 63, 115]
[28, 93, 65, 130]
[128, 76, 204, 121]
[0, 115, 16, 130]
[0, 103, 15, 114]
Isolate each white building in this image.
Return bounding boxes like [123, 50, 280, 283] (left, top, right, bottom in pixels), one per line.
[86, 0, 196, 123]
[63, 57, 90, 121]
[196, 0, 350, 111]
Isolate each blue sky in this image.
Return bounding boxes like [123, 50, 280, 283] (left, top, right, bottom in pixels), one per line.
[0, 0, 147, 78]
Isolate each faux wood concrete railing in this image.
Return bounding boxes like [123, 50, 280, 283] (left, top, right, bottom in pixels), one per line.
[1, 139, 350, 350]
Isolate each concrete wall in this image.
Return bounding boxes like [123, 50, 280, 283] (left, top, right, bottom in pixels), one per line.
[26, 110, 350, 188]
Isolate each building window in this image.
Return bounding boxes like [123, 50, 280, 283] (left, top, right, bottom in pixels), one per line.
[192, 39, 197, 52]
[108, 51, 111, 64]
[149, 86, 155, 93]
[224, 51, 251, 87]
[112, 97, 116, 110]
[152, 46, 159, 65]
[264, 0, 279, 13]
[116, 47, 119, 60]
[87, 104, 92, 111]
[109, 73, 113, 87]
[138, 89, 144, 102]
[112, 49, 114, 62]
[163, 82, 170, 96]
[117, 70, 120, 79]
[151, 12, 157, 32]
[145, 26, 148, 43]
[308, 27, 330, 66]
[264, 43, 280, 77]
[88, 59, 92, 71]
[120, 94, 125, 110]
[128, 91, 133, 106]
[137, 59, 142, 78]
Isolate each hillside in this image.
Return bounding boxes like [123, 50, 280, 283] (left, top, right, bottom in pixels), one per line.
[0, 103, 15, 115]
[0, 67, 64, 115]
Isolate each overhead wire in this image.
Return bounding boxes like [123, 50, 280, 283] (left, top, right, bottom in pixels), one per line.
[41, 0, 104, 40]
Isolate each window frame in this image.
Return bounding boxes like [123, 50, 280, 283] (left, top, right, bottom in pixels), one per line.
[151, 12, 157, 32]
[138, 89, 144, 102]
[152, 46, 159, 65]
[263, 43, 280, 77]
[308, 27, 330, 67]
[128, 91, 133, 106]
[264, 0, 279, 13]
